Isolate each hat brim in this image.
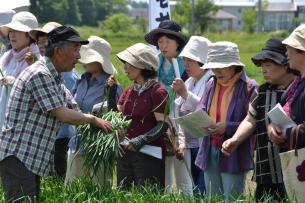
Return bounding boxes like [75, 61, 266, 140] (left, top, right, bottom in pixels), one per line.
[283, 35, 305, 52]
[79, 47, 116, 75]
[67, 35, 89, 45]
[202, 61, 245, 69]
[144, 28, 187, 47]
[29, 28, 47, 40]
[251, 50, 288, 67]
[0, 22, 32, 37]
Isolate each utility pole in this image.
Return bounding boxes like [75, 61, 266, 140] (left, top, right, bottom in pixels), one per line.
[257, 0, 263, 33]
[191, 0, 195, 35]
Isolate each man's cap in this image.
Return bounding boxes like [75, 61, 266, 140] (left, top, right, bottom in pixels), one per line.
[48, 25, 88, 45]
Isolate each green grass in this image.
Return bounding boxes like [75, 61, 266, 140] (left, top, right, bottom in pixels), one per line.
[72, 27, 269, 88]
[0, 177, 291, 202]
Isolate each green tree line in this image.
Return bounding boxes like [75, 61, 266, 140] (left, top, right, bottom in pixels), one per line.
[29, 0, 129, 26]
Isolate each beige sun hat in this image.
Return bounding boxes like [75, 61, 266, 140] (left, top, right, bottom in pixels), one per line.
[202, 41, 244, 69]
[0, 11, 38, 37]
[0, 9, 15, 26]
[282, 24, 305, 52]
[29, 22, 62, 40]
[79, 36, 116, 75]
[179, 36, 211, 67]
[116, 43, 158, 71]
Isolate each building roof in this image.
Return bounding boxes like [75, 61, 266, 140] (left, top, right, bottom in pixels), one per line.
[213, 1, 255, 7]
[0, 0, 30, 10]
[266, 2, 297, 12]
[212, 9, 237, 19]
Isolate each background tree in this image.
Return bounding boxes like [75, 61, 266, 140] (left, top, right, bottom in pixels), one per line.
[172, 0, 218, 34]
[66, 0, 81, 25]
[135, 17, 148, 33]
[79, 0, 97, 26]
[102, 14, 132, 33]
[242, 8, 256, 33]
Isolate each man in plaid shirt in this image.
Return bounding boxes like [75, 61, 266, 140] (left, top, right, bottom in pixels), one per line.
[0, 26, 112, 202]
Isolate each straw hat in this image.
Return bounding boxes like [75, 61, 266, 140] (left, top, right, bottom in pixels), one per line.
[79, 36, 116, 75]
[282, 24, 305, 52]
[252, 38, 288, 66]
[117, 43, 158, 71]
[144, 20, 187, 47]
[202, 41, 244, 69]
[0, 11, 38, 37]
[179, 36, 211, 66]
[29, 22, 62, 40]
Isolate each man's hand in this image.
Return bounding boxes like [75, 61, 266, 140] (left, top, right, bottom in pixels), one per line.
[92, 116, 112, 132]
[204, 122, 226, 136]
[267, 123, 287, 144]
[222, 137, 240, 156]
[171, 78, 188, 99]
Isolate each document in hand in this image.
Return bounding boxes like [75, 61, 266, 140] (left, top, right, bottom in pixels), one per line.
[120, 138, 162, 159]
[267, 103, 296, 130]
[173, 109, 215, 138]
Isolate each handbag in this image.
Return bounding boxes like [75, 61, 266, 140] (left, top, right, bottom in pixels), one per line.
[163, 117, 178, 156]
[279, 125, 305, 202]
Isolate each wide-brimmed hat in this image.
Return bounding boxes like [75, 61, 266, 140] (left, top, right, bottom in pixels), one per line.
[48, 26, 88, 45]
[202, 41, 244, 69]
[79, 36, 116, 75]
[0, 9, 15, 26]
[117, 43, 158, 71]
[283, 24, 305, 52]
[252, 38, 288, 66]
[29, 22, 62, 40]
[0, 11, 38, 37]
[144, 20, 187, 47]
[179, 36, 211, 67]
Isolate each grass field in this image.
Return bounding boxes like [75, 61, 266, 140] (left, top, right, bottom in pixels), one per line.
[74, 27, 273, 87]
[0, 177, 291, 203]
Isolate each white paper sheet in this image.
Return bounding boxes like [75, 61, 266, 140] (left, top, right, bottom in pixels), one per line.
[172, 58, 181, 78]
[120, 138, 162, 159]
[267, 103, 296, 130]
[173, 109, 215, 138]
[139, 145, 162, 159]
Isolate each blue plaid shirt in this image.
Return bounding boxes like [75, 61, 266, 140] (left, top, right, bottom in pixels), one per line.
[0, 57, 78, 176]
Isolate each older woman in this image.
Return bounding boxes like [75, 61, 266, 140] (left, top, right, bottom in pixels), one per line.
[222, 38, 297, 202]
[195, 42, 258, 201]
[116, 43, 169, 188]
[145, 19, 188, 193]
[171, 36, 212, 195]
[65, 36, 122, 186]
[0, 11, 39, 128]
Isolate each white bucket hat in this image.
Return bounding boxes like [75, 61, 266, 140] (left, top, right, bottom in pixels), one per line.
[79, 36, 116, 75]
[117, 43, 158, 71]
[202, 41, 244, 69]
[179, 36, 211, 67]
[283, 24, 305, 52]
[0, 9, 15, 26]
[29, 22, 62, 40]
[0, 11, 38, 37]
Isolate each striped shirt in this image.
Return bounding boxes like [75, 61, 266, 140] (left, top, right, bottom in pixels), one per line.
[0, 57, 78, 176]
[249, 83, 286, 184]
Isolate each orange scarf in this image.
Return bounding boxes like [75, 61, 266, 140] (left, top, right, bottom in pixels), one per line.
[209, 72, 242, 123]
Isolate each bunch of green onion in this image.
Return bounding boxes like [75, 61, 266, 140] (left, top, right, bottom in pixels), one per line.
[78, 110, 130, 181]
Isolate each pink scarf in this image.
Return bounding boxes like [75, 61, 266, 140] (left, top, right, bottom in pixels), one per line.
[1, 43, 40, 77]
